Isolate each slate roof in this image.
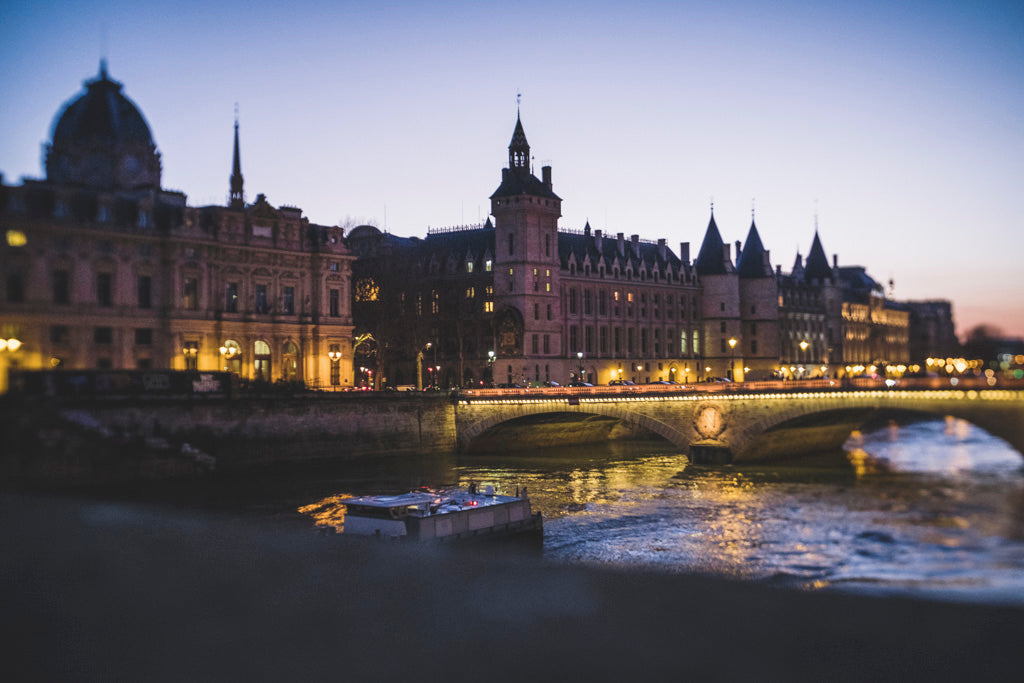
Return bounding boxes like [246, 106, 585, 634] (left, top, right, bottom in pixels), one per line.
[490, 167, 560, 200]
[557, 225, 685, 275]
[804, 231, 834, 281]
[693, 213, 734, 276]
[838, 266, 884, 303]
[735, 220, 773, 278]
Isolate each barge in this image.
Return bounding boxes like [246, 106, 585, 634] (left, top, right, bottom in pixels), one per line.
[340, 486, 542, 544]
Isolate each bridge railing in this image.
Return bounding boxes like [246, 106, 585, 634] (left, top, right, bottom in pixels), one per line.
[456, 376, 1019, 400]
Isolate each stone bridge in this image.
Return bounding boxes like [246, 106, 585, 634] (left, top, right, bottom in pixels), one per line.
[455, 386, 1024, 463]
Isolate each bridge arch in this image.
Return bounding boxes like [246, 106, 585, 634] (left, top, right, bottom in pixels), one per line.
[725, 390, 1024, 462]
[456, 401, 690, 453]
[455, 389, 1024, 464]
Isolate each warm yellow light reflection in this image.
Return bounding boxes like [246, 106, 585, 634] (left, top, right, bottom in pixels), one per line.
[298, 494, 350, 533]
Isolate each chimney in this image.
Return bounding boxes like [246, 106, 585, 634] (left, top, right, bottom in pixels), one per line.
[832, 254, 838, 269]
[723, 243, 731, 262]
[542, 165, 552, 189]
[657, 238, 666, 260]
[764, 249, 771, 270]
[735, 240, 742, 263]
[776, 264, 782, 276]
[680, 242, 690, 263]
[617, 232, 625, 256]
[631, 234, 640, 258]
[594, 229, 603, 251]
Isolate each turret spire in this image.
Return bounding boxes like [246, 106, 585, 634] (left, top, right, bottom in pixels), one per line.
[229, 105, 244, 209]
[508, 112, 530, 172]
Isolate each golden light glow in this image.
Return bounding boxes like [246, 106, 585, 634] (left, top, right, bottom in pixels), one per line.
[5, 230, 26, 247]
[728, 337, 737, 348]
[799, 340, 809, 351]
[0, 338, 22, 352]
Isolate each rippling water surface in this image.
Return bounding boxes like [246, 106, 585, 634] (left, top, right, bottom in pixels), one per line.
[193, 417, 1024, 605]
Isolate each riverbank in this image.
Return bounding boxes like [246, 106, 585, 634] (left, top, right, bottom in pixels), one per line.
[3, 494, 1021, 682]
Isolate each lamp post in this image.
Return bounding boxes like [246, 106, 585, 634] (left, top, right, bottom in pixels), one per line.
[415, 342, 432, 391]
[487, 350, 495, 386]
[728, 337, 737, 381]
[219, 344, 239, 372]
[576, 351, 584, 382]
[0, 337, 22, 394]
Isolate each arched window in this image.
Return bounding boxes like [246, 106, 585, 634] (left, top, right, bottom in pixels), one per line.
[254, 340, 271, 381]
[283, 341, 299, 382]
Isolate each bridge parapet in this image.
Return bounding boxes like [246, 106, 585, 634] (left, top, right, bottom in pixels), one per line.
[454, 386, 1024, 464]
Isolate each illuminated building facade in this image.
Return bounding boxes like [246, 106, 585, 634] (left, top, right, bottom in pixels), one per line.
[776, 233, 911, 379]
[349, 115, 788, 388]
[0, 63, 355, 392]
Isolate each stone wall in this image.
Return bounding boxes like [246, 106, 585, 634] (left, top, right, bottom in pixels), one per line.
[2, 393, 458, 483]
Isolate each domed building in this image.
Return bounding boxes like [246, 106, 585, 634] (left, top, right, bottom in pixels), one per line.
[0, 64, 355, 393]
[45, 61, 162, 191]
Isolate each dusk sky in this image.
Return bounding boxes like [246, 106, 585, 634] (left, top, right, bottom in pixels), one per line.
[3, 0, 1022, 339]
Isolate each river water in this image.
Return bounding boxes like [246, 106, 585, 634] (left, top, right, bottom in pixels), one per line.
[162, 416, 1024, 606]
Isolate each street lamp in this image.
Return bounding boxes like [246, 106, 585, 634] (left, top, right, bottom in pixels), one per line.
[577, 351, 584, 381]
[727, 337, 739, 381]
[0, 337, 22, 393]
[799, 339, 809, 352]
[415, 342, 432, 391]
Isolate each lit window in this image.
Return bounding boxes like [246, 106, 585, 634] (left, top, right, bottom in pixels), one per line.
[466, 261, 474, 273]
[5, 230, 26, 247]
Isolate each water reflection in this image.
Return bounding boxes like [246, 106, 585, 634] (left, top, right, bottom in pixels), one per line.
[289, 418, 1024, 604]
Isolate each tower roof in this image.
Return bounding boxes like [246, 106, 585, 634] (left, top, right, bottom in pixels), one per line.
[804, 231, 833, 281]
[51, 61, 155, 149]
[736, 220, 773, 278]
[509, 113, 529, 150]
[491, 113, 559, 200]
[693, 212, 734, 276]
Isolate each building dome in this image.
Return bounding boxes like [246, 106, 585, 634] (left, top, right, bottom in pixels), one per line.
[45, 61, 162, 191]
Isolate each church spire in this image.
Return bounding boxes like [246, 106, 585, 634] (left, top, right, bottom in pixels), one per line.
[229, 106, 244, 209]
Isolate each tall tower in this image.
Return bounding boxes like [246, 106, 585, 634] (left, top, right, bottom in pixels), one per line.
[694, 208, 741, 380]
[489, 113, 562, 374]
[229, 112, 244, 209]
[735, 217, 780, 379]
